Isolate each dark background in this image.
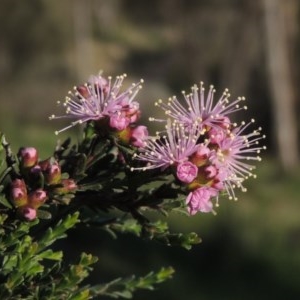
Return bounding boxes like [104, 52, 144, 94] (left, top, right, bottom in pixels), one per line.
[0, 1, 300, 299]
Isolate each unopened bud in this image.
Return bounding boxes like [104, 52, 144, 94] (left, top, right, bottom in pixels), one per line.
[205, 165, 217, 179]
[30, 165, 42, 174]
[18, 147, 38, 168]
[190, 144, 211, 167]
[130, 125, 148, 148]
[11, 178, 27, 190]
[11, 179, 28, 207]
[54, 179, 77, 195]
[38, 158, 61, 185]
[11, 187, 27, 207]
[28, 189, 47, 209]
[76, 85, 91, 99]
[176, 161, 198, 183]
[45, 162, 61, 185]
[38, 158, 51, 172]
[88, 75, 109, 96]
[17, 205, 37, 221]
[110, 114, 130, 131]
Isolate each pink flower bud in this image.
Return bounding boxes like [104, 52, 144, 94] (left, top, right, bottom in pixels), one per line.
[76, 85, 91, 99]
[11, 179, 28, 207]
[109, 114, 130, 131]
[212, 180, 224, 191]
[54, 179, 77, 195]
[130, 125, 148, 148]
[205, 165, 217, 179]
[176, 161, 198, 183]
[28, 189, 47, 209]
[11, 178, 27, 190]
[190, 144, 211, 166]
[186, 187, 218, 215]
[212, 167, 227, 191]
[18, 147, 38, 168]
[125, 101, 140, 123]
[30, 165, 42, 174]
[45, 162, 61, 185]
[117, 98, 140, 123]
[38, 158, 61, 185]
[11, 187, 28, 207]
[38, 158, 51, 172]
[88, 75, 109, 96]
[17, 205, 37, 221]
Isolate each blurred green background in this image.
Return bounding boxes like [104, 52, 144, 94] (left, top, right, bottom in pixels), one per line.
[1, 0, 300, 299]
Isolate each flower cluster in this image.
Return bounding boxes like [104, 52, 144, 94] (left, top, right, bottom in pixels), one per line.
[0, 72, 266, 300]
[50, 74, 148, 148]
[51, 73, 265, 216]
[10, 147, 77, 220]
[133, 83, 265, 215]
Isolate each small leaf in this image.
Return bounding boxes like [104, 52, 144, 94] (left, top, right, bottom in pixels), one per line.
[39, 249, 63, 261]
[89, 267, 174, 298]
[0, 194, 12, 209]
[168, 232, 202, 250]
[109, 219, 142, 237]
[37, 209, 52, 220]
[70, 289, 90, 300]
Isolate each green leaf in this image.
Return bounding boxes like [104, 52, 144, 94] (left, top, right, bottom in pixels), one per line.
[141, 220, 201, 250]
[167, 232, 202, 250]
[37, 209, 52, 219]
[0, 166, 12, 185]
[0, 194, 12, 209]
[109, 219, 142, 237]
[38, 249, 63, 261]
[89, 267, 175, 298]
[69, 289, 90, 300]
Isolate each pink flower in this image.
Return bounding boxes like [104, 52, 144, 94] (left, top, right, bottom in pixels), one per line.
[50, 74, 143, 134]
[186, 187, 218, 215]
[209, 120, 266, 199]
[152, 83, 247, 131]
[176, 161, 198, 183]
[132, 120, 200, 171]
[130, 125, 149, 148]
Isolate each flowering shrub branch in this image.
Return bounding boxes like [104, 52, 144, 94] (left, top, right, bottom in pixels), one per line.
[0, 73, 265, 299]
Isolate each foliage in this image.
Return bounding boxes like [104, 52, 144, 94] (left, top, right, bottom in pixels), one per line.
[0, 121, 198, 298]
[0, 128, 183, 300]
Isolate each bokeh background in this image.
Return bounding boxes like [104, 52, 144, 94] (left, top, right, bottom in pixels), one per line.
[1, 0, 300, 299]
